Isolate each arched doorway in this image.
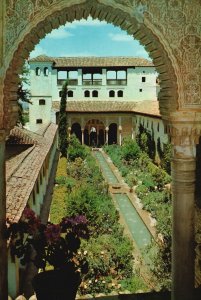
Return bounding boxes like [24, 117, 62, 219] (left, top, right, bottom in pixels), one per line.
[1, 2, 200, 300]
[85, 119, 105, 147]
[108, 123, 117, 145]
[71, 123, 82, 143]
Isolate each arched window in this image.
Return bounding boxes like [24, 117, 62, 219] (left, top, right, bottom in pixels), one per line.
[92, 90, 98, 97]
[117, 90, 123, 97]
[39, 99, 46, 105]
[109, 90, 115, 97]
[44, 67, 49, 76]
[36, 67, 41, 76]
[68, 90, 73, 97]
[84, 90, 90, 98]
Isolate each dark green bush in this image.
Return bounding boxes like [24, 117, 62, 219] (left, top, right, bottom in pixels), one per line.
[68, 134, 88, 161]
[121, 137, 140, 161]
[55, 176, 66, 185]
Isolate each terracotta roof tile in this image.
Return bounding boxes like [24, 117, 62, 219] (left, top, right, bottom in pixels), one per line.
[52, 100, 160, 116]
[6, 123, 58, 223]
[29, 55, 154, 67]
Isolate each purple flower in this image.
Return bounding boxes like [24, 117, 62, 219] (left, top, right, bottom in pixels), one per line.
[44, 224, 61, 244]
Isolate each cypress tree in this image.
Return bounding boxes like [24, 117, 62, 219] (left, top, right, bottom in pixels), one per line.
[59, 80, 68, 157]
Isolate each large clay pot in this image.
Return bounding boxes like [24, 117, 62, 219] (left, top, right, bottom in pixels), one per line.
[32, 268, 81, 300]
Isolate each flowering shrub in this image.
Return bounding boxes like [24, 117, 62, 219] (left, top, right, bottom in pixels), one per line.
[7, 207, 89, 272]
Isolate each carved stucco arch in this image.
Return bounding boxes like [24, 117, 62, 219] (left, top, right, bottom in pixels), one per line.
[3, 0, 179, 132]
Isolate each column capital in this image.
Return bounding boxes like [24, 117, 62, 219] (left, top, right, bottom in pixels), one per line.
[167, 111, 201, 147]
[67, 127, 71, 132]
[168, 123, 201, 146]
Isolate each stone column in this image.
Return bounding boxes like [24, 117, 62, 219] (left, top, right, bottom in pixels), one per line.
[132, 117, 136, 140]
[78, 69, 82, 86]
[67, 127, 71, 138]
[170, 123, 200, 300]
[97, 127, 99, 147]
[102, 69, 107, 85]
[81, 128, 84, 145]
[131, 128, 135, 140]
[0, 131, 8, 300]
[105, 127, 109, 145]
[119, 125, 122, 146]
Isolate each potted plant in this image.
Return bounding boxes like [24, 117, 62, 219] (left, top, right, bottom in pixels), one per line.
[7, 207, 89, 300]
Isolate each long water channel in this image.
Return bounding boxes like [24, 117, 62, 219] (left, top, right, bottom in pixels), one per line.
[93, 150, 153, 257]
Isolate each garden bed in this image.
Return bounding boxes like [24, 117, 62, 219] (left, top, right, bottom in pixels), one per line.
[104, 137, 172, 290]
[50, 136, 148, 295]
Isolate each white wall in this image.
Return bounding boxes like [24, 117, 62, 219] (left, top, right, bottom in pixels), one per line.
[29, 61, 157, 132]
[135, 114, 168, 150]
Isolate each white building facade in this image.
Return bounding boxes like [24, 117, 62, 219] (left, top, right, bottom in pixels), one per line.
[28, 56, 167, 154]
[29, 56, 158, 130]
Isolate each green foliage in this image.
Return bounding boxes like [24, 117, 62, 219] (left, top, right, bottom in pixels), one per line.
[121, 137, 140, 161]
[160, 142, 172, 175]
[125, 172, 138, 187]
[104, 144, 122, 169]
[68, 134, 88, 161]
[136, 125, 156, 160]
[135, 184, 149, 199]
[55, 176, 66, 185]
[146, 240, 171, 290]
[146, 162, 171, 189]
[80, 234, 134, 295]
[17, 63, 31, 126]
[105, 135, 172, 289]
[50, 157, 67, 223]
[121, 275, 147, 292]
[59, 81, 68, 157]
[51, 147, 139, 295]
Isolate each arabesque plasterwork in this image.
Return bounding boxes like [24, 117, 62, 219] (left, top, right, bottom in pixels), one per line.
[1, 0, 201, 131]
[4, 0, 201, 111]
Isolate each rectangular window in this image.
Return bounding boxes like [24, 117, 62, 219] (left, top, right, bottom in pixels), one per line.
[139, 89, 142, 92]
[36, 119, 43, 124]
[39, 99, 46, 105]
[142, 76, 146, 82]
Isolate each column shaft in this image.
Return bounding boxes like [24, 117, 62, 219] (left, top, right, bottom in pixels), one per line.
[81, 129, 84, 145]
[171, 157, 195, 300]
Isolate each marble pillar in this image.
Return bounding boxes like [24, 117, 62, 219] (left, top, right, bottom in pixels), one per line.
[171, 132, 197, 300]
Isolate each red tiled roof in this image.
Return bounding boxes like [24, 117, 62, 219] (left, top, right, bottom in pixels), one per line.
[6, 127, 36, 145]
[52, 100, 160, 116]
[29, 55, 154, 67]
[6, 123, 58, 223]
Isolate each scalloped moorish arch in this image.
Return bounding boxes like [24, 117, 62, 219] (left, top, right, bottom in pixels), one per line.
[3, 0, 179, 132]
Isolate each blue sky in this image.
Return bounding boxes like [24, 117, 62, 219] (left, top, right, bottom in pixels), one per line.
[30, 16, 150, 59]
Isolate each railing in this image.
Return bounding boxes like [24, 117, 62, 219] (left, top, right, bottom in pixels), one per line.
[82, 79, 102, 86]
[57, 79, 78, 86]
[107, 79, 127, 86]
